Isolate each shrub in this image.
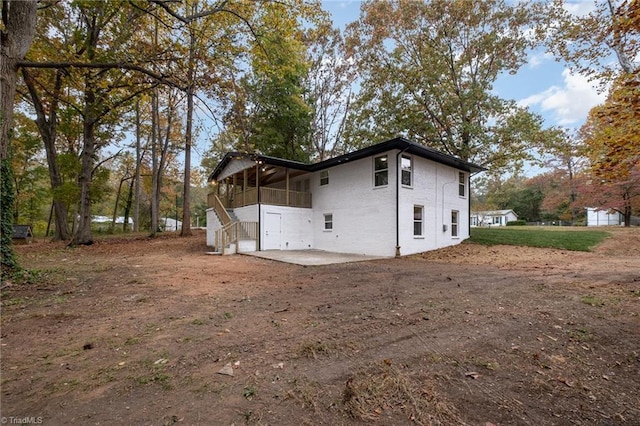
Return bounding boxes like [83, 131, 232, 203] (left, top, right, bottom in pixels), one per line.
[506, 220, 526, 226]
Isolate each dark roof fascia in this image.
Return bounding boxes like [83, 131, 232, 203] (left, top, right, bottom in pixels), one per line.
[208, 138, 486, 181]
[208, 152, 311, 181]
[308, 137, 486, 174]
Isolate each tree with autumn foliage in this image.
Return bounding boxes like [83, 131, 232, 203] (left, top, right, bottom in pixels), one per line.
[579, 76, 640, 226]
[343, 0, 560, 174]
[545, 0, 639, 226]
[545, 0, 639, 85]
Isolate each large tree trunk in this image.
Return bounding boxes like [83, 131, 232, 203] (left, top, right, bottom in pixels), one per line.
[71, 78, 96, 246]
[22, 68, 71, 240]
[1, 0, 37, 276]
[1, 0, 37, 159]
[181, 33, 194, 237]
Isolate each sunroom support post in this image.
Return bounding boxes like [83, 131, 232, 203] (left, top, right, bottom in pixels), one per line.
[225, 178, 230, 206]
[232, 174, 237, 207]
[286, 168, 290, 206]
[243, 169, 247, 206]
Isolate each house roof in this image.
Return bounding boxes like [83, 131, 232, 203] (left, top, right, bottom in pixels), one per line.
[471, 209, 518, 217]
[208, 137, 486, 182]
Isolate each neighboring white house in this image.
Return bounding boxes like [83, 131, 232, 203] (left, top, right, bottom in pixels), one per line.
[93, 215, 134, 225]
[161, 217, 183, 232]
[586, 208, 623, 226]
[470, 210, 519, 227]
[206, 137, 485, 257]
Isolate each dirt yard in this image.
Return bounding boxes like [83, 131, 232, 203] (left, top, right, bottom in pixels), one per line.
[1, 228, 639, 425]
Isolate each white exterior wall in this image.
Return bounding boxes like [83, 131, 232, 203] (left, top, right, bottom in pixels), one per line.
[205, 207, 221, 247]
[260, 205, 314, 250]
[399, 157, 469, 256]
[207, 149, 473, 256]
[311, 153, 397, 257]
[234, 205, 259, 222]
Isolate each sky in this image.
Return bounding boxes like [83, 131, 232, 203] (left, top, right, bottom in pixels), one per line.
[321, 0, 608, 132]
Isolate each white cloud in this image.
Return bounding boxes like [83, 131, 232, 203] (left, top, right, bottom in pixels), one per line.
[563, 0, 597, 16]
[518, 69, 607, 126]
[528, 51, 554, 69]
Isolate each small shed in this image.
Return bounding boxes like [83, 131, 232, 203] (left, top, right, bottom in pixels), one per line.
[586, 208, 623, 226]
[12, 225, 33, 244]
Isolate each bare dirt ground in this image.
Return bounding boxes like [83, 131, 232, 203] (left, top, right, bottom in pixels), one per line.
[1, 228, 639, 425]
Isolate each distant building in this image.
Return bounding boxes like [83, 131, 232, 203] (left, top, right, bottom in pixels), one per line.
[161, 217, 182, 232]
[470, 210, 518, 227]
[585, 208, 623, 226]
[92, 215, 134, 225]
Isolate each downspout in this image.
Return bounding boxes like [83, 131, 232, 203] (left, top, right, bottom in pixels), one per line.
[468, 171, 480, 237]
[396, 146, 410, 257]
[468, 176, 471, 236]
[256, 162, 261, 251]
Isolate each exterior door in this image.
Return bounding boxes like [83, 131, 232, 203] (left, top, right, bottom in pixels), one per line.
[263, 212, 281, 250]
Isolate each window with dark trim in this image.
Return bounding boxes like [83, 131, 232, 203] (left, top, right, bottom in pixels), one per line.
[401, 155, 412, 186]
[414, 205, 423, 236]
[458, 172, 466, 197]
[451, 210, 459, 237]
[374, 155, 388, 186]
[320, 170, 329, 186]
[324, 213, 333, 231]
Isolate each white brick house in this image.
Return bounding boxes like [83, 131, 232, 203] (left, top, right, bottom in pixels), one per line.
[206, 137, 485, 257]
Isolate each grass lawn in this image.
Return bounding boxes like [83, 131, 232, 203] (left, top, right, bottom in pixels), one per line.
[468, 226, 610, 251]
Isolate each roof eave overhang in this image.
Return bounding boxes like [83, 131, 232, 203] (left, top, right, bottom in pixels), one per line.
[208, 137, 486, 182]
[208, 152, 311, 182]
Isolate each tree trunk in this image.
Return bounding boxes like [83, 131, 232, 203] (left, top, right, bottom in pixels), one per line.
[111, 177, 125, 233]
[1, 0, 38, 276]
[22, 68, 71, 240]
[71, 79, 96, 246]
[181, 29, 195, 237]
[150, 90, 159, 236]
[1, 0, 37, 159]
[123, 174, 134, 232]
[623, 190, 631, 227]
[181, 87, 192, 236]
[134, 100, 141, 232]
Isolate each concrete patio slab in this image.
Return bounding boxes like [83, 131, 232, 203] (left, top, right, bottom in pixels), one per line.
[242, 249, 388, 266]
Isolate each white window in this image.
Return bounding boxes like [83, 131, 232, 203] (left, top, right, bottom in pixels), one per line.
[401, 155, 412, 187]
[324, 213, 333, 231]
[374, 155, 388, 187]
[320, 170, 329, 186]
[451, 210, 459, 237]
[414, 205, 423, 237]
[458, 172, 466, 197]
[492, 216, 501, 225]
